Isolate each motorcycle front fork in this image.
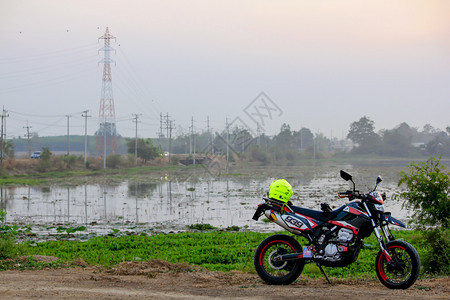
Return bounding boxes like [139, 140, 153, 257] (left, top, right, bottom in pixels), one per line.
[363, 202, 393, 262]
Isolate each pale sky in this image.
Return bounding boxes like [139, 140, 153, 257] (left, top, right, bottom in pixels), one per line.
[1, 0, 449, 139]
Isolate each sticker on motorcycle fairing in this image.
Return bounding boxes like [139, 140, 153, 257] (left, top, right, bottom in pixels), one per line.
[283, 215, 304, 229]
[302, 246, 312, 258]
[343, 206, 369, 217]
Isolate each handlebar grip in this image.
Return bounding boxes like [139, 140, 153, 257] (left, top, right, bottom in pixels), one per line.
[338, 192, 348, 198]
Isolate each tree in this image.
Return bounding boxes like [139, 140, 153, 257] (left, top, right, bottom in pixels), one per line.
[347, 116, 380, 153]
[230, 127, 254, 153]
[127, 138, 160, 163]
[2, 140, 15, 158]
[396, 155, 449, 228]
[380, 128, 412, 156]
[40, 147, 52, 161]
[37, 147, 52, 171]
[274, 123, 292, 148]
[292, 128, 314, 150]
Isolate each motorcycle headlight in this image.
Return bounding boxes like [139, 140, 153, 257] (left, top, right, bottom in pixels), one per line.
[374, 204, 384, 212]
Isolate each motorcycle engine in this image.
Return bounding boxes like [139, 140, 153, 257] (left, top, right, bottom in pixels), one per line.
[322, 228, 354, 261]
[337, 228, 354, 242]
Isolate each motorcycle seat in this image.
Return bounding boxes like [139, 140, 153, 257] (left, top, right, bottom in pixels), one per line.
[289, 205, 346, 222]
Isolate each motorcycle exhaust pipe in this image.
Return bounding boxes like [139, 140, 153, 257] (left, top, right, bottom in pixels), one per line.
[264, 210, 303, 235]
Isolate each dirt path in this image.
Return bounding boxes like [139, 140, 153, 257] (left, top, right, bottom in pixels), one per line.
[0, 261, 448, 299]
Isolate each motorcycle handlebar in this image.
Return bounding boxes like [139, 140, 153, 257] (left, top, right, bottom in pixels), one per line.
[338, 190, 362, 200]
[338, 191, 350, 198]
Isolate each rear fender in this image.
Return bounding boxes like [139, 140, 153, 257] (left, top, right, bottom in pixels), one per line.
[252, 203, 273, 221]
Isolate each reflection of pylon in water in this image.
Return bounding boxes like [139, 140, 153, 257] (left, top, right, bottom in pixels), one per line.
[95, 27, 119, 157]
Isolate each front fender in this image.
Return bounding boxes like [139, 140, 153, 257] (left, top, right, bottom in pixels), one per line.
[382, 213, 406, 228]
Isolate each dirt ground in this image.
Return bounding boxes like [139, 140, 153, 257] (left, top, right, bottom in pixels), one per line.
[0, 260, 448, 299]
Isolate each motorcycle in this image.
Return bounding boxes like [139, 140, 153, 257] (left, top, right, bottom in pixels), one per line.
[252, 170, 420, 289]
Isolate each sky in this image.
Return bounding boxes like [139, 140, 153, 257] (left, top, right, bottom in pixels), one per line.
[1, 0, 449, 140]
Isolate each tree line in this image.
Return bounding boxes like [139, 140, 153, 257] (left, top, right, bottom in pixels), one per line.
[158, 116, 449, 162]
[3, 116, 449, 162]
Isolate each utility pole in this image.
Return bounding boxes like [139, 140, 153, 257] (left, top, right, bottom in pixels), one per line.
[168, 120, 173, 164]
[66, 115, 71, 155]
[132, 114, 141, 165]
[189, 117, 193, 156]
[207, 116, 213, 154]
[192, 117, 196, 166]
[165, 113, 169, 140]
[159, 112, 163, 149]
[256, 122, 261, 147]
[1, 108, 8, 166]
[24, 122, 32, 158]
[313, 132, 316, 161]
[226, 118, 230, 173]
[81, 110, 90, 167]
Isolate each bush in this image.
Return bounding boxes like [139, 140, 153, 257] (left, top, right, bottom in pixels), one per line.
[62, 154, 79, 169]
[396, 155, 449, 228]
[422, 228, 450, 275]
[0, 209, 21, 259]
[106, 154, 122, 168]
[396, 155, 450, 274]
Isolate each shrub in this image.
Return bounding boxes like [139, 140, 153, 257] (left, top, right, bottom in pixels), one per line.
[106, 154, 122, 169]
[396, 155, 449, 228]
[396, 155, 450, 274]
[62, 154, 79, 169]
[422, 228, 450, 275]
[0, 209, 21, 259]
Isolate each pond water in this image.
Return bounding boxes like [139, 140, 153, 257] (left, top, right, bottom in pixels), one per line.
[0, 161, 416, 238]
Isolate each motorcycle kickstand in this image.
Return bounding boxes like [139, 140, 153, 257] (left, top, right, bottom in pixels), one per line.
[315, 262, 331, 285]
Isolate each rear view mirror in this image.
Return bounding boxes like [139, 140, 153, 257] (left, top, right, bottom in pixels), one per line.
[376, 176, 383, 185]
[340, 170, 353, 181]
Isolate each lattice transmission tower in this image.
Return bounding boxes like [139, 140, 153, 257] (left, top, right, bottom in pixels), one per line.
[95, 27, 119, 157]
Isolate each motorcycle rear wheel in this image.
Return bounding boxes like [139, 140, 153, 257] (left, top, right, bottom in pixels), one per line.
[254, 234, 305, 285]
[375, 240, 420, 289]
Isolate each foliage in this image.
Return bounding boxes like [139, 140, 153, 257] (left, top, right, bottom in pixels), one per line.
[2, 140, 15, 158]
[396, 156, 450, 274]
[126, 138, 161, 163]
[248, 145, 270, 164]
[396, 155, 449, 228]
[37, 147, 52, 171]
[62, 154, 78, 169]
[421, 228, 450, 275]
[186, 223, 217, 230]
[106, 154, 122, 168]
[40, 147, 52, 161]
[380, 128, 412, 156]
[347, 116, 381, 154]
[0, 256, 63, 271]
[0, 209, 21, 259]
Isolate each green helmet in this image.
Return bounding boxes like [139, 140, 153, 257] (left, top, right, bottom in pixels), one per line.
[268, 179, 293, 203]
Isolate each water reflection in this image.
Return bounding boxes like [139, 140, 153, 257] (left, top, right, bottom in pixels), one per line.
[1, 163, 414, 233]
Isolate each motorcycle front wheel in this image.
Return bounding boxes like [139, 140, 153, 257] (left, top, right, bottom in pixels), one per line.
[254, 234, 305, 285]
[375, 240, 420, 289]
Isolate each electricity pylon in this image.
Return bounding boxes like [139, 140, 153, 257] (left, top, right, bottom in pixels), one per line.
[95, 27, 119, 161]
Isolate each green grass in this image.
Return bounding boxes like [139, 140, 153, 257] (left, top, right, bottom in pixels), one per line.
[16, 230, 430, 278]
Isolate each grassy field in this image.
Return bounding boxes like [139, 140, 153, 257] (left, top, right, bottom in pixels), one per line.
[4, 229, 430, 279]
